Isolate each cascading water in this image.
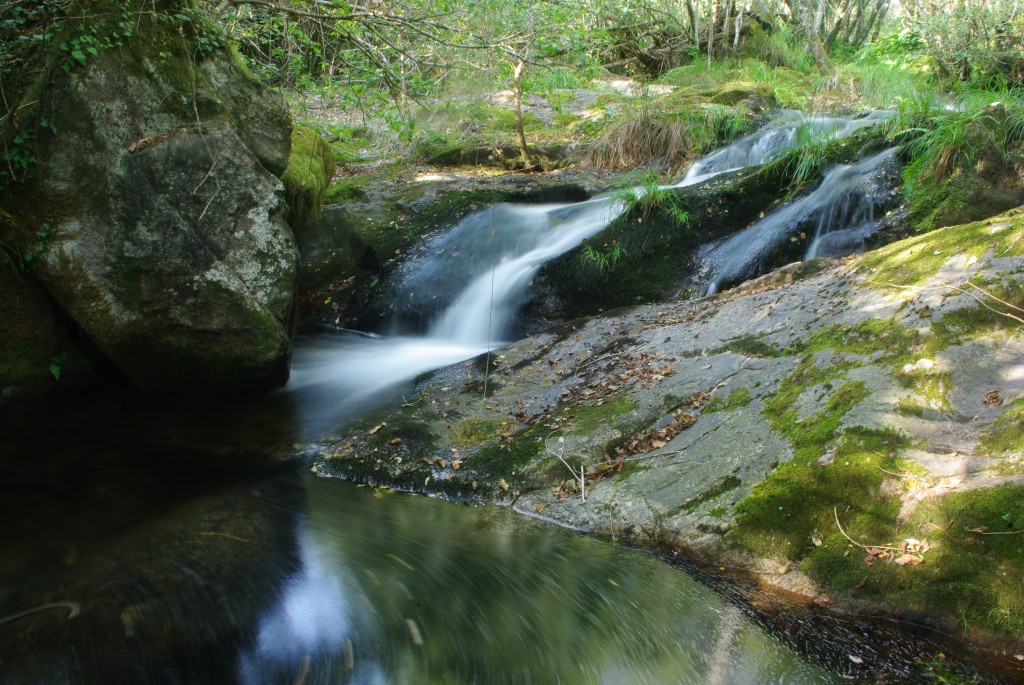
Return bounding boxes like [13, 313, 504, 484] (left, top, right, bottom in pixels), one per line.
[699, 148, 900, 295]
[287, 195, 625, 435]
[286, 111, 895, 436]
[674, 109, 894, 187]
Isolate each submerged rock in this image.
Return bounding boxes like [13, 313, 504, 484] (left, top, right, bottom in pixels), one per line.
[0, 0, 298, 392]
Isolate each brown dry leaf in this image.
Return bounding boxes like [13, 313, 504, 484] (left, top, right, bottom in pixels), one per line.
[498, 479, 510, 493]
[390, 438, 402, 445]
[451, 460, 463, 470]
[982, 389, 1003, 407]
[894, 554, 924, 566]
[367, 423, 387, 436]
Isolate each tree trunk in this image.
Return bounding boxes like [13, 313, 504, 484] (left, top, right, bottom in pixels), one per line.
[512, 61, 535, 170]
[685, 0, 700, 45]
[707, 0, 718, 67]
[799, 0, 833, 74]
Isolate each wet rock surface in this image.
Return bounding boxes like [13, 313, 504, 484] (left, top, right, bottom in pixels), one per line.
[315, 210, 1024, 669]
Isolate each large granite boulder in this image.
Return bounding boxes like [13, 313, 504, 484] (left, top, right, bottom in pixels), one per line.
[0, 0, 298, 392]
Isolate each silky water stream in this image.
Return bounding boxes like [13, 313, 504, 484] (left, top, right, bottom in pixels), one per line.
[3, 112, 985, 684]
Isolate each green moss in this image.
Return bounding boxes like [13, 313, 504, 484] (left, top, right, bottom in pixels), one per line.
[858, 208, 1024, 287]
[567, 396, 639, 435]
[710, 333, 783, 358]
[280, 124, 335, 225]
[789, 318, 920, 361]
[472, 425, 545, 486]
[981, 400, 1024, 456]
[323, 181, 367, 205]
[702, 387, 753, 414]
[684, 475, 742, 513]
[731, 426, 908, 561]
[450, 416, 507, 448]
[861, 485, 1024, 640]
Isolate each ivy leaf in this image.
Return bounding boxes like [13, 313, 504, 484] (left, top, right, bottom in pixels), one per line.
[71, 49, 86, 65]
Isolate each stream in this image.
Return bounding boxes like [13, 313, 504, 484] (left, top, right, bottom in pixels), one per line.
[2, 112, 936, 683]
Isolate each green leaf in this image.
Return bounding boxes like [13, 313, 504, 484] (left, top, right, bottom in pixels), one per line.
[71, 49, 86, 65]
[49, 361, 61, 381]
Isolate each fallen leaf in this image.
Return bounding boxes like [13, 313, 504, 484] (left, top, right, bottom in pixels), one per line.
[499, 479, 510, 493]
[390, 437, 402, 445]
[894, 554, 923, 566]
[367, 422, 386, 436]
[982, 389, 1003, 407]
[811, 530, 824, 546]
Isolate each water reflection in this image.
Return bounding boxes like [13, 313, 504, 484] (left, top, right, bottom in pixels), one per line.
[237, 476, 838, 684]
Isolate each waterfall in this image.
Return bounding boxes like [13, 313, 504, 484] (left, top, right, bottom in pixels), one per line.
[392, 196, 623, 345]
[674, 110, 893, 187]
[285, 111, 895, 435]
[700, 148, 898, 295]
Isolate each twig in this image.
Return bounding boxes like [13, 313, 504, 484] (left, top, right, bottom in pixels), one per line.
[867, 279, 1024, 325]
[834, 507, 903, 552]
[964, 527, 1024, 535]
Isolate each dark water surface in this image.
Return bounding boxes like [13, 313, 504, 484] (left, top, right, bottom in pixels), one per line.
[0, 381, 847, 684]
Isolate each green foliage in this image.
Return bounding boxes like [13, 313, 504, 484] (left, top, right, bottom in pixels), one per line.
[23, 218, 57, 265]
[741, 24, 815, 74]
[579, 243, 626, 274]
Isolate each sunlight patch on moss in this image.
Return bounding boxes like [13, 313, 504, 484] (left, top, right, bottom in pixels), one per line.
[858, 209, 1024, 288]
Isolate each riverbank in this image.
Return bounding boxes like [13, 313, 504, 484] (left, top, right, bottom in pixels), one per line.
[314, 206, 1024, 680]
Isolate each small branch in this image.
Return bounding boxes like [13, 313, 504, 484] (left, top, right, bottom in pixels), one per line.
[868, 279, 1024, 325]
[834, 507, 903, 552]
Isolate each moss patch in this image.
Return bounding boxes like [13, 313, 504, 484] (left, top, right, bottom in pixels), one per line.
[280, 124, 335, 225]
[450, 415, 508, 448]
[684, 475, 742, 513]
[710, 333, 783, 358]
[731, 426, 908, 561]
[702, 387, 753, 414]
[858, 208, 1024, 288]
[567, 395, 639, 435]
[981, 399, 1024, 456]
[827, 485, 1024, 640]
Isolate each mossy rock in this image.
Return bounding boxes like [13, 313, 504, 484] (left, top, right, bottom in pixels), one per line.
[0, 0, 299, 392]
[532, 163, 792, 317]
[710, 82, 780, 112]
[281, 125, 335, 226]
[905, 146, 1024, 233]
